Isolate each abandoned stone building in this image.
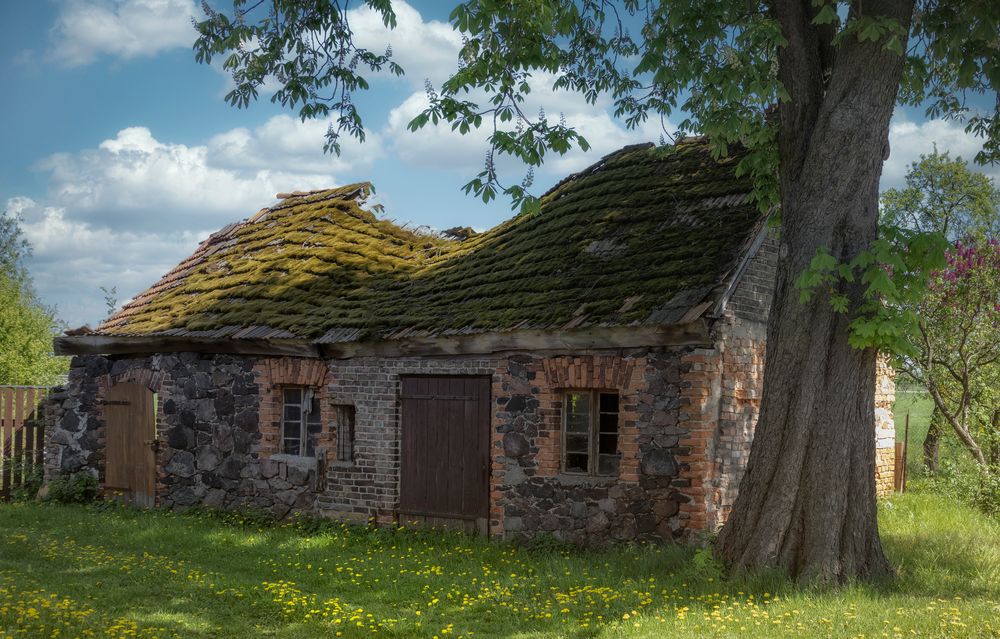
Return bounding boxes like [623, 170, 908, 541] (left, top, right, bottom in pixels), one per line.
[47, 139, 896, 544]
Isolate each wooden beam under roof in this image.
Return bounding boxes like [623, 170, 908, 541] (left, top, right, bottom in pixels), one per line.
[53, 321, 713, 360]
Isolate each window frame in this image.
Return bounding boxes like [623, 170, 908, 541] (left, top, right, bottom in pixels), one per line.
[560, 390, 621, 477]
[332, 404, 356, 463]
[280, 386, 323, 457]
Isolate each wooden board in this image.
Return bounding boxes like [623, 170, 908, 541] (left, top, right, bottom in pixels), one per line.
[399, 376, 490, 531]
[104, 383, 156, 507]
[0, 386, 47, 499]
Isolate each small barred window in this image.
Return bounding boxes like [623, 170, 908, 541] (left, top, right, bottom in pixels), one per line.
[333, 404, 356, 463]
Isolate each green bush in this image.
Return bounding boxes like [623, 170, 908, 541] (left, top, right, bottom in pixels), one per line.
[4, 458, 44, 502]
[45, 472, 99, 504]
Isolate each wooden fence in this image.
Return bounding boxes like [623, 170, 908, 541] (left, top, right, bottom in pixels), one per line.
[0, 386, 48, 499]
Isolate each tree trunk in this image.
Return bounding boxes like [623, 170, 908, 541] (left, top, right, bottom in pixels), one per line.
[715, 0, 914, 583]
[923, 410, 942, 473]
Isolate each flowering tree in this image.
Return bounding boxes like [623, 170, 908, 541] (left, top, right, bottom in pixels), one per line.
[899, 238, 1000, 470]
[880, 152, 1000, 470]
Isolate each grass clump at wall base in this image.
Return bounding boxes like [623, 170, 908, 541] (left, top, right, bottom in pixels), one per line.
[0, 493, 998, 638]
[43, 472, 99, 504]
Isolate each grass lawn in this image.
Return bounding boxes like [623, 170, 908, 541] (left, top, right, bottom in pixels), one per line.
[1, 495, 999, 638]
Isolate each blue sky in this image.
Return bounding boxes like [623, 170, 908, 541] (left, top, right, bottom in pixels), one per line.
[2, 0, 998, 328]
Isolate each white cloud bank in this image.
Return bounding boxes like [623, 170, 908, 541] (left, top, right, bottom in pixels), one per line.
[13, 115, 382, 325]
[38, 119, 380, 232]
[883, 116, 1000, 189]
[49, 0, 199, 67]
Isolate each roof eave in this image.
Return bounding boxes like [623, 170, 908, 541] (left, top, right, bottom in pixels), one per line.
[54, 321, 713, 360]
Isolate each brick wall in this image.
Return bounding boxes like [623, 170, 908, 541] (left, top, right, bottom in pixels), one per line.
[495, 350, 694, 544]
[874, 357, 896, 496]
[317, 357, 500, 524]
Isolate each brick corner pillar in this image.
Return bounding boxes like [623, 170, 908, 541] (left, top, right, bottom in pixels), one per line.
[675, 347, 724, 534]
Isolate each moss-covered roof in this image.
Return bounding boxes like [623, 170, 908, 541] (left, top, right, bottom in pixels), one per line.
[98, 139, 765, 343]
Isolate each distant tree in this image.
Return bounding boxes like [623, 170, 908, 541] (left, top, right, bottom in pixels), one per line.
[196, 0, 1000, 582]
[0, 210, 31, 282]
[0, 211, 67, 386]
[897, 239, 1000, 469]
[880, 152, 1000, 471]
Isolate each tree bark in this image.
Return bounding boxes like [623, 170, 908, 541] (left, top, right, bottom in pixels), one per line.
[923, 410, 942, 473]
[715, 0, 914, 583]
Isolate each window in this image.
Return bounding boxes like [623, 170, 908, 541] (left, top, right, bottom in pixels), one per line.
[282, 387, 322, 456]
[563, 391, 620, 476]
[333, 404, 356, 463]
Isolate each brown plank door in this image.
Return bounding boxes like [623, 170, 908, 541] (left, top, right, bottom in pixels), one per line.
[103, 383, 156, 507]
[399, 376, 491, 534]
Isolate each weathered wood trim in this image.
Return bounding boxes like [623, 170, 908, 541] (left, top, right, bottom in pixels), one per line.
[54, 321, 713, 359]
[318, 322, 713, 359]
[53, 335, 320, 358]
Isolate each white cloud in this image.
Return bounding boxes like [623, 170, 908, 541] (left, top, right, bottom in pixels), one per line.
[16, 117, 382, 325]
[37, 121, 380, 231]
[383, 74, 671, 181]
[348, 0, 463, 87]
[7, 197, 206, 327]
[49, 0, 198, 67]
[206, 114, 383, 174]
[883, 116, 1000, 189]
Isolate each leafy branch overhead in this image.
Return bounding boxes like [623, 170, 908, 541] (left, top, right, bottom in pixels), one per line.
[195, 1, 1000, 212]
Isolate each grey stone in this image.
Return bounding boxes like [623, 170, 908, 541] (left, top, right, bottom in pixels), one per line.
[219, 457, 243, 480]
[165, 451, 196, 478]
[504, 464, 527, 486]
[641, 449, 678, 477]
[502, 432, 530, 458]
[586, 511, 609, 534]
[271, 503, 291, 519]
[653, 499, 679, 519]
[286, 464, 310, 486]
[260, 458, 281, 479]
[172, 486, 197, 506]
[268, 477, 292, 491]
[195, 398, 216, 422]
[214, 393, 235, 418]
[234, 409, 258, 432]
[178, 410, 196, 429]
[275, 489, 299, 506]
[505, 516, 523, 532]
[202, 488, 226, 509]
[196, 446, 221, 471]
[570, 501, 589, 518]
[293, 492, 315, 509]
[166, 426, 193, 450]
[59, 411, 81, 433]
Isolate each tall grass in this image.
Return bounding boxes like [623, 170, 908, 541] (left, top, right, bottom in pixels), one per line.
[0, 496, 998, 638]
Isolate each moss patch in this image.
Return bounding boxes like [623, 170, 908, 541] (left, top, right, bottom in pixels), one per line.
[101, 140, 763, 340]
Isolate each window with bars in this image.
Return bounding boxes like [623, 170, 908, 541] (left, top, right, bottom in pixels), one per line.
[333, 404, 355, 463]
[281, 387, 322, 457]
[563, 391, 620, 476]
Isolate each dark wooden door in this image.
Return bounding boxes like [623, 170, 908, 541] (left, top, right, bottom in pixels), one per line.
[399, 376, 490, 532]
[104, 383, 156, 507]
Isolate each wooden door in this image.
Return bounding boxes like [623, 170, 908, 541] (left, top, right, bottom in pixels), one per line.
[104, 383, 156, 507]
[399, 376, 490, 533]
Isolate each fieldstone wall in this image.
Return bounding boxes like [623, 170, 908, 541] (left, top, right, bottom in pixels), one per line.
[494, 350, 696, 544]
[44, 353, 324, 517]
